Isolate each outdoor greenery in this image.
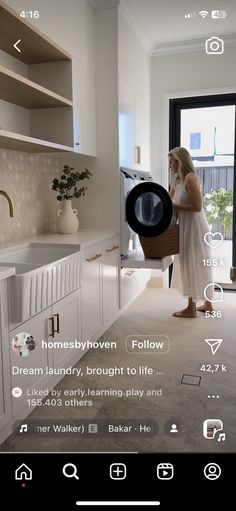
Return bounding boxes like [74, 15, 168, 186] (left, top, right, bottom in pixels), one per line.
[52, 165, 92, 201]
[203, 188, 233, 239]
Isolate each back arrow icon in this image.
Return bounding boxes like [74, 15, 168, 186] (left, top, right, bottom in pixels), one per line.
[13, 39, 21, 52]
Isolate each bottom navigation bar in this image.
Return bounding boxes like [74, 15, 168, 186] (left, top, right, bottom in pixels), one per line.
[0, 452, 234, 509]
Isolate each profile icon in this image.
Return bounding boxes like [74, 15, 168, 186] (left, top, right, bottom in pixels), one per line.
[12, 332, 36, 357]
[204, 463, 221, 480]
[170, 424, 178, 433]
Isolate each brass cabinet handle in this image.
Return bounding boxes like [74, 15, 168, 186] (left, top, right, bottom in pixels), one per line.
[86, 253, 102, 262]
[106, 245, 119, 252]
[135, 145, 141, 164]
[54, 313, 60, 334]
[48, 316, 55, 337]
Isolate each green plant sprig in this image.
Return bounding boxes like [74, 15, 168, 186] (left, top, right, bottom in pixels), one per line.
[203, 188, 233, 239]
[52, 165, 92, 201]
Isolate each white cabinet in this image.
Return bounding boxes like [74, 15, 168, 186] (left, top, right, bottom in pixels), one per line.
[0, 234, 120, 444]
[119, 79, 150, 170]
[72, 58, 96, 157]
[119, 79, 135, 167]
[51, 290, 82, 380]
[9, 289, 82, 420]
[0, 281, 11, 440]
[120, 267, 151, 310]
[10, 308, 51, 419]
[135, 96, 150, 171]
[81, 236, 119, 342]
[81, 245, 103, 342]
[102, 237, 119, 329]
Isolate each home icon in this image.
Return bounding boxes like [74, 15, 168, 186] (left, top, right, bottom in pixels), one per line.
[15, 463, 32, 480]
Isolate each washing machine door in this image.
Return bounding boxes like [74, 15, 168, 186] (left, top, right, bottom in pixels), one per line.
[126, 182, 173, 237]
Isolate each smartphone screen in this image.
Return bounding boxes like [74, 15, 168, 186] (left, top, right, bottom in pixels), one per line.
[0, 0, 235, 508]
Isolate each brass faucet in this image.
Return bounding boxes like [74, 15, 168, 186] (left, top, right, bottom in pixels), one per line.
[0, 190, 14, 217]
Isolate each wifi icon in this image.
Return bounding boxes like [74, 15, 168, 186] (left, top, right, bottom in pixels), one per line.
[199, 10, 209, 18]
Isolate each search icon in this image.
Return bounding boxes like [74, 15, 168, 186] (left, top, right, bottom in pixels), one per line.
[62, 463, 79, 480]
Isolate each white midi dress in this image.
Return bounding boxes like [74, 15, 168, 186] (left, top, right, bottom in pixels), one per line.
[171, 182, 213, 301]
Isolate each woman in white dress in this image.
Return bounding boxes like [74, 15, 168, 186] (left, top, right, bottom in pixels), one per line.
[168, 147, 213, 317]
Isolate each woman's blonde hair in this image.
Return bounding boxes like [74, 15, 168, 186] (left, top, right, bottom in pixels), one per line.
[168, 147, 196, 182]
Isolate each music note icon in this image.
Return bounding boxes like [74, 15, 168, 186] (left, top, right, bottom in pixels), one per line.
[218, 433, 226, 442]
[19, 424, 28, 433]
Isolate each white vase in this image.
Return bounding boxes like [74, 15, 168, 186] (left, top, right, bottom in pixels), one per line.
[57, 200, 79, 234]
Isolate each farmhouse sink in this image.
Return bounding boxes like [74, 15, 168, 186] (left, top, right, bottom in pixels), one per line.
[0, 243, 81, 323]
[0, 243, 80, 267]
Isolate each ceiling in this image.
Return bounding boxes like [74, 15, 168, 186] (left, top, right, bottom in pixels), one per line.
[120, 0, 236, 53]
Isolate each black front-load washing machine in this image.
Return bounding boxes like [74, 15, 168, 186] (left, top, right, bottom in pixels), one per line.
[126, 181, 173, 237]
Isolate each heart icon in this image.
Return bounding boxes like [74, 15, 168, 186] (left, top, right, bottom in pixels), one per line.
[204, 232, 223, 249]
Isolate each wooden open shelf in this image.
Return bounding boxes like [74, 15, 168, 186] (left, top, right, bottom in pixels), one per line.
[0, 1, 71, 64]
[0, 1, 74, 153]
[0, 130, 73, 153]
[0, 66, 73, 109]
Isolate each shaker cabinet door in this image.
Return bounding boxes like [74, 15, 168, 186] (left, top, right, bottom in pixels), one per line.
[119, 79, 136, 167]
[72, 59, 96, 157]
[102, 237, 119, 328]
[51, 290, 82, 376]
[81, 246, 103, 342]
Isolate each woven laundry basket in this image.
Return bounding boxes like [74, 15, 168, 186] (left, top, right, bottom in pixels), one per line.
[139, 224, 179, 258]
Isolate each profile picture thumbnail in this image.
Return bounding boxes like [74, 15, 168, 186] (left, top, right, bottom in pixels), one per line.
[12, 332, 36, 357]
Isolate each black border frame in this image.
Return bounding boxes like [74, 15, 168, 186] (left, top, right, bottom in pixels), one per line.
[169, 93, 236, 271]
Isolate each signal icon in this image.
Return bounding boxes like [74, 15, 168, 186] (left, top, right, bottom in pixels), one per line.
[199, 10, 209, 18]
[185, 12, 196, 19]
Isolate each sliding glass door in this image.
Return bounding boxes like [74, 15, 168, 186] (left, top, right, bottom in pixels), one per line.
[169, 94, 236, 289]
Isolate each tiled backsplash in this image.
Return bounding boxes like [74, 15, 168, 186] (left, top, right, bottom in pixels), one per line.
[0, 149, 60, 243]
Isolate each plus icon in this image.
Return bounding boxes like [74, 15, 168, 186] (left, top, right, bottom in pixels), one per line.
[110, 463, 127, 480]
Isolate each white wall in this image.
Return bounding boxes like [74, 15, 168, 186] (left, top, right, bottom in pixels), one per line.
[151, 47, 236, 186]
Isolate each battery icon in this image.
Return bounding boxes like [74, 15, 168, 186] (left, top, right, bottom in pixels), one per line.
[211, 10, 227, 18]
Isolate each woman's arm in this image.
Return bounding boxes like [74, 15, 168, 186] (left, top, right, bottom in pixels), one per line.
[169, 173, 178, 201]
[174, 173, 202, 213]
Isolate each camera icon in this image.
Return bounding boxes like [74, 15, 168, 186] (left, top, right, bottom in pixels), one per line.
[205, 36, 224, 54]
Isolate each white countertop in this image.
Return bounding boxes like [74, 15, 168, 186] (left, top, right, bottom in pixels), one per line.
[0, 229, 118, 251]
[30, 229, 119, 249]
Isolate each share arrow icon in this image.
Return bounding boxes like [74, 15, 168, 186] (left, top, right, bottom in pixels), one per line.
[205, 339, 223, 356]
